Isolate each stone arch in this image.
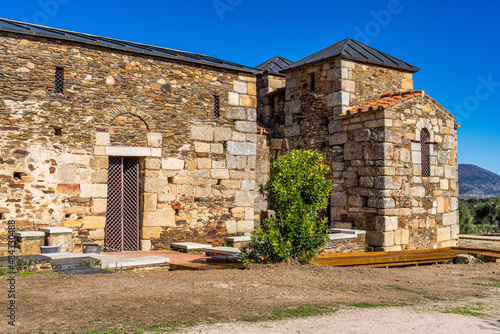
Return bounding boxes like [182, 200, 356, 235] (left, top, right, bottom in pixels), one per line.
[415, 118, 435, 142]
[106, 106, 157, 132]
[109, 114, 149, 147]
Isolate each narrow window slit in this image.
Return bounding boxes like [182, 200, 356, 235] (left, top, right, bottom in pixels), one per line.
[53, 126, 62, 136]
[55, 67, 64, 93]
[420, 129, 430, 177]
[310, 73, 315, 92]
[213, 95, 220, 117]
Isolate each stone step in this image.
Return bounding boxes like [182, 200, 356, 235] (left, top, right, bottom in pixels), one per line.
[205, 246, 241, 256]
[225, 236, 251, 247]
[225, 236, 251, 242]
[39, 252, 170, 269]
[170, 242, 212, 253]
[54, 267, 115, 275]
[98, 256, 170, 269]
[50, 256, 101, 270]
[330, 228, 366, 236]
[328, 233, 357, 241]
[210, 254, 241, 263]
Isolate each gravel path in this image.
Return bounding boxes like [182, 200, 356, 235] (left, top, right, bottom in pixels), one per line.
[183, 307, 500, 334]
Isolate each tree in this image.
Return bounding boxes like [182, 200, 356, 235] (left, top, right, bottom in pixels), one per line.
[459, 200, 478, 234]
[241, 150, 332, 264]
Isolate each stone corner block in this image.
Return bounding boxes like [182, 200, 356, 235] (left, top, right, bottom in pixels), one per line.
[366, 230, 394, 247]
[227, 141, 256, 156]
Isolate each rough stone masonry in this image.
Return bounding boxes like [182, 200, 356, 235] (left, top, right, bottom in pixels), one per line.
[0, 20, 459, 254]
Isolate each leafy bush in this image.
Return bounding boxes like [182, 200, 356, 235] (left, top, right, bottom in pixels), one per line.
[241, 150, 331, 264]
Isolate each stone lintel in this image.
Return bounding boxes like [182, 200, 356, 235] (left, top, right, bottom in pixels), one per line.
[106, 146, 152, 157]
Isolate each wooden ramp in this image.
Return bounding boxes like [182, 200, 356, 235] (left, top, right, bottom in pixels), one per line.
[169, 262, 245, 271]
[312, 247, 500, 268]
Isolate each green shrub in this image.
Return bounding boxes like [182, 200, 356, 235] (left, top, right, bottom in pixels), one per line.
[241, 150, 331, 264]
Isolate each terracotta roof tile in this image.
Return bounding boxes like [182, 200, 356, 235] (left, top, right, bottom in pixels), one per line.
[342, 90, 425, 117]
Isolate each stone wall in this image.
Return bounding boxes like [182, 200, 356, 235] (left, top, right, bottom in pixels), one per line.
[256, 73, 286, 127]
[339, 94, 459, 250]
[269, 55, 458, 251]
[253, 131, 271, 224]
[349, 62, 413, 108]
[0, 31, 258, 254]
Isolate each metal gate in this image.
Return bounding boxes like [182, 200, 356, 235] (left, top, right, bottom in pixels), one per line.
[105, 157, 140, 252]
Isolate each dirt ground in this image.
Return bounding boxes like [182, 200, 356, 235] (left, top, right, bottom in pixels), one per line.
[183, 306, 500, 334]
[2, 261, 500, 333]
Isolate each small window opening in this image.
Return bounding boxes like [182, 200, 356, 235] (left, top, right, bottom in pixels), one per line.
[0, 213, 5, 220]
[13, 172, 22, 180]
[65, 214, 71, 218]
[53, 126, 62, 136]
[310, 73, 316, 92]
[55, 67, 64, 93]
[213, 95, 220, 117]
[420, 129, 430, 177]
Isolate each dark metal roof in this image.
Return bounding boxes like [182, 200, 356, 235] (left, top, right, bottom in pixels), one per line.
[0, 18, 260, 74]
[281, 38, 419, 73]
[255, 56, 294, 75]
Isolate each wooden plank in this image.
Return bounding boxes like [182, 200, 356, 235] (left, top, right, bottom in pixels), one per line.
[361, 259, 454, 268]
[311, 253, 457, 267]
[169, 262, 244, 271]
[313, 251, 457, 262]
[316, 248, 453, 259]
[451, 247, 500, 255]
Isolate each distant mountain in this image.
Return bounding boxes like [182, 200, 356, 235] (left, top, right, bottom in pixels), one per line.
[459, 164, 500, 197]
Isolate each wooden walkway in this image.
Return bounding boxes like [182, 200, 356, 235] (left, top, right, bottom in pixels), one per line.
[312, 247, 500, 268]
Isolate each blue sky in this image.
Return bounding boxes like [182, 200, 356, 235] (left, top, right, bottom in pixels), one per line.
[3, 0, 500, 173]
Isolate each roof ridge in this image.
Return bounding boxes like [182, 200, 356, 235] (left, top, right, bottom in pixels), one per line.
[0, 18, 205, 57]
[0, 18, 259, 74]
[281, 38, 419, 73]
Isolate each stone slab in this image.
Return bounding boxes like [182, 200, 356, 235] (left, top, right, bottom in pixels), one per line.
[106, 146, 152, 157]
[328, 233, 357, 241]
[224, 236, 251, 242]
[205, 246, 241, 255]
[38, 227, 73, 235]
[330, 228, 366, 236]
[14, 231, 45, 238]
[100, 256, 170, 269]
[210, 254, 242, 263]
[54, 267, 115, 275]
[51, 257, 101, 270]
[40, 252, 169, 269]
[171, 242, 212, 250]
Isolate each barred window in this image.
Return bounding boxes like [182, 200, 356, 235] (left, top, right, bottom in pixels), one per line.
[55, 67, 64, 93]
[213, 95, 220, 117]
[420, 128, 430, 177]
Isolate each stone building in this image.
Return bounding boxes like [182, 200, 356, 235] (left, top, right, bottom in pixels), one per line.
[259, 39, 459, 251]
[0, 19, 459, 255]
